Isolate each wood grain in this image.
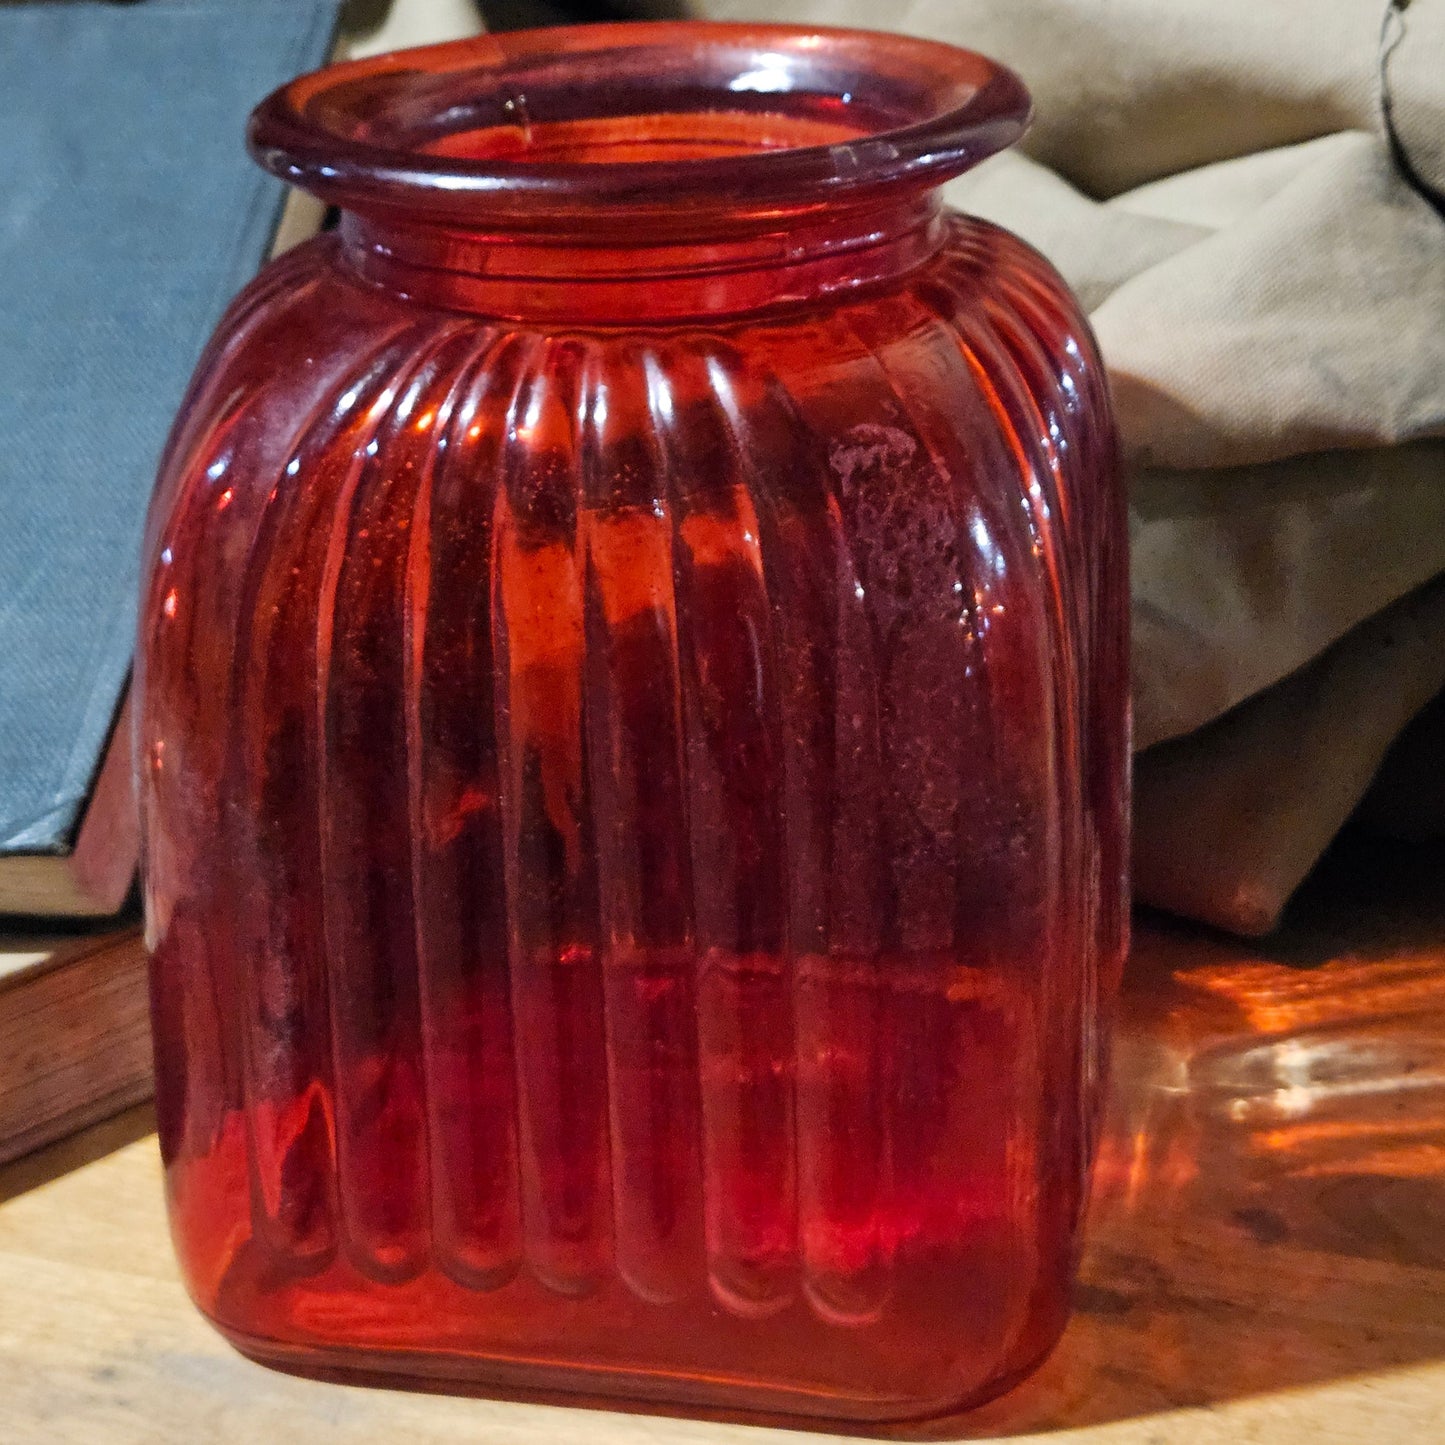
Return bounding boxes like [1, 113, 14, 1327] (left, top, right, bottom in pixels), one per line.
[1, 835, 1442, 1443]
[0, 928, 150, 1167]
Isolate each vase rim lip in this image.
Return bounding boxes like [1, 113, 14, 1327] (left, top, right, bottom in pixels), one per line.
[247, 20, 1031, 231]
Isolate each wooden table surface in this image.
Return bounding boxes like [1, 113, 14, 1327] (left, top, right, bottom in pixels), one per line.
[3, 835, 1443, 1444]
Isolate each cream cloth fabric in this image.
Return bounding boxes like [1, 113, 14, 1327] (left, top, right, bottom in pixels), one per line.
[342, 0, 487, 55]
[346, 0, 1445, 933]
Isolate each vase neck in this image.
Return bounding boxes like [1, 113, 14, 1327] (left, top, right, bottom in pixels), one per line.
[337, 195, 947, 324]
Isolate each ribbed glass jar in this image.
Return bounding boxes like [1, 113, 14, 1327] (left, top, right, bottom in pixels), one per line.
[136, 22, 1128, 1423]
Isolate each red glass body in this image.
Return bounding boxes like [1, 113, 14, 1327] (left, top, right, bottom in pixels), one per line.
[137, 23, 1128, 1423]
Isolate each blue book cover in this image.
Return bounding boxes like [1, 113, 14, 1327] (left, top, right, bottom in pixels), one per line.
[0, 0, 340, 914]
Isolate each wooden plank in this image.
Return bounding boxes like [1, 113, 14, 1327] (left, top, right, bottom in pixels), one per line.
[0, 929, 152, 1166]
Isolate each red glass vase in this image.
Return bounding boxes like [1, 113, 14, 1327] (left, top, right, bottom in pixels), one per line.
[137, 21, 1128, 1423]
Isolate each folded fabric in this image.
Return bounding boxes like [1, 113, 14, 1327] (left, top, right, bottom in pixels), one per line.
[342, 0, 487, 55]
[1133, 574, 1445, 935]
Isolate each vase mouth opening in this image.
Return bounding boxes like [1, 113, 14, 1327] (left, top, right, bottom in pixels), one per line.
[247, 21, 1031, 236]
